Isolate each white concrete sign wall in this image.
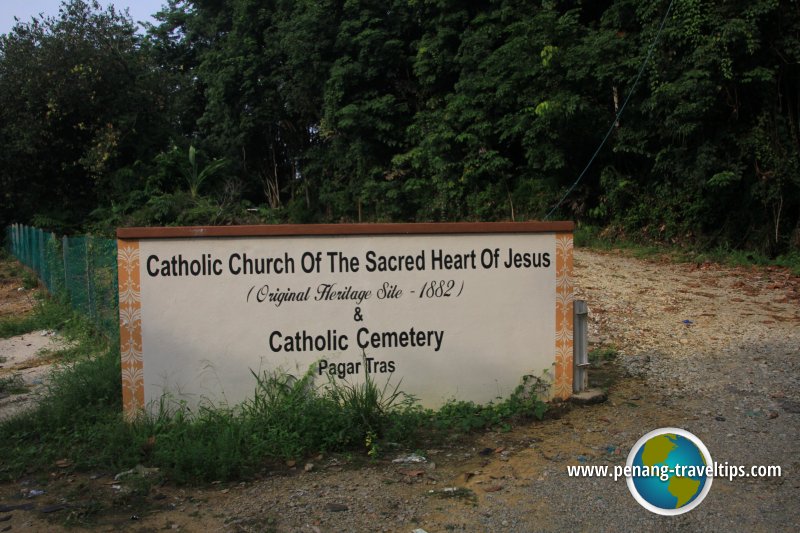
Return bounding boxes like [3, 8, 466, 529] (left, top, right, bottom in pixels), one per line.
[116, 223, 574, 417]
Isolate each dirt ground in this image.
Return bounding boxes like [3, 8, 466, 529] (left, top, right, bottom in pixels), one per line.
[0, 263, 63, 420]
[0, 248, 798, 532]
[0, 260, 36, 320]
[0, 332, 65, 420]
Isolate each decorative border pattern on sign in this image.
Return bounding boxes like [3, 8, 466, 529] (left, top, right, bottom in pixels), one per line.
[117, 239, 144, 419]
[554, 233, 574, 399]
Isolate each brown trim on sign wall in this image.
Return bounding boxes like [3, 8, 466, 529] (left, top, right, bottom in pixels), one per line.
[116, 221, 574, 239]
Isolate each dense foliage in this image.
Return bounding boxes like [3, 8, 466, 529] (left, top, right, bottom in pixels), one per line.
[1, 0, 798, 255]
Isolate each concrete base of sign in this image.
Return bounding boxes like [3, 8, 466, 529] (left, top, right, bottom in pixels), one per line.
[570, 389, 608, 405]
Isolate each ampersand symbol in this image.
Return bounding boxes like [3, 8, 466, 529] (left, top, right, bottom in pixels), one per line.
[353, 307, 363, 322]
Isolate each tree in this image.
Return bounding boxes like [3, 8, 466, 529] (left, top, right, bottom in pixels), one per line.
[0, 0, 171, 231]
[591, 0, 800, 253]
[396, 1, 604, 221]
[2, 0, 796, 254]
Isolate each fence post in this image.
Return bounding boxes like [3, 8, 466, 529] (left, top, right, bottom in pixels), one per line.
[32, 227, 37, 273]
[22, 225, 26, 266]
[30, 225, 35, 268]
[31, 228, 36, 272]
[49, 233, 57, 292]
[85, 235, 94, 321]
[38, 228, 45, 278]
[62, 236, 70, 301]
[32, 228, 36, 273]
[30, 226, 35, 268]
[28, 225, 33, 267]
[33, 228, 38, 274]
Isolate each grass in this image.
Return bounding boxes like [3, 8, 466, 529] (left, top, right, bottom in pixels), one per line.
[0, 374, 28, 395]
[0, 296, 550, 485]
[429, 486, 477, 504]
[0, 250, 38, 288]
[430, 377, 549, 434]
[575, 224, 800, 275]
[589, 346, 618, 364]
[0, 299, 57, 338]
[691, 248, 800, 275]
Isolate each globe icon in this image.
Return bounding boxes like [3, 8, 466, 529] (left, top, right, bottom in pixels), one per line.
[626, 428, 713, 515]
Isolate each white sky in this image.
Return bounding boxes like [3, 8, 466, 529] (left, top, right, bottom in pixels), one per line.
[0, 0, 166, 35]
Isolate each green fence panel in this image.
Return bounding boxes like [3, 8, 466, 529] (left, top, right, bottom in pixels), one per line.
[65, 236, 89, 316]
[4, 224, 119, 342]
[45, 233, 63, 295]
[88, 237, 119, 341]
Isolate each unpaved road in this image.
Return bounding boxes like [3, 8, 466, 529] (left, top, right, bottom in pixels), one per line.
[1, 248, 799, 532]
